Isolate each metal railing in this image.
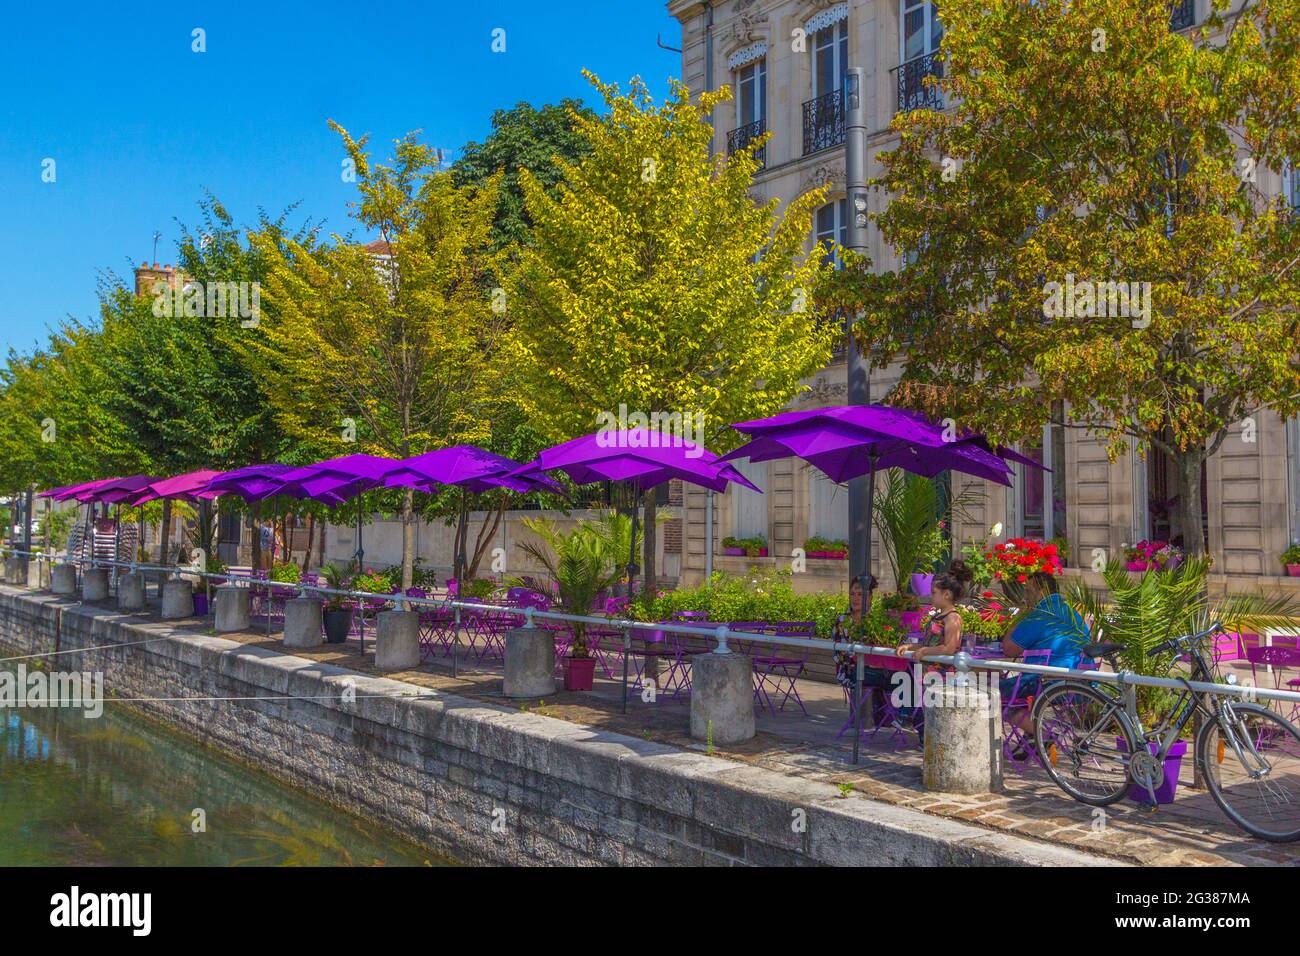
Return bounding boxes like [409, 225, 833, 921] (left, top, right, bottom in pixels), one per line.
[727, 119, 767, 169]
[892, 53, 944, 114]
[802, 89, 844, 155]
[6, 547, 1300, 765]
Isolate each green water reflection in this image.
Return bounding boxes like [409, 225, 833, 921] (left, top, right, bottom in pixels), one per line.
[0, 652, 447, 866]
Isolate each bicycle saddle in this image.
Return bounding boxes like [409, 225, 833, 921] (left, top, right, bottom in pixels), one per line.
[1083, 641, 1126, 659]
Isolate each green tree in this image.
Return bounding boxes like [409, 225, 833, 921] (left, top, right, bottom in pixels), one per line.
[824, 0, 1300, 555]
[251, 124, 510, 589]
[453, 99, 597, 249]
[505, 74, 836, 593]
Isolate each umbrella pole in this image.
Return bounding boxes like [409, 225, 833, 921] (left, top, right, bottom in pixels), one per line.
[627, 491, 641, 602]
[113, 505, 121, 592]
[456, 488, 468, 586]
[853, 453, 877, 766]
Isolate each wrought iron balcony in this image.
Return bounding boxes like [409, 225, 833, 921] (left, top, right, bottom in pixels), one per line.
[1170, 0, 1196, 30]
[802, 89, 845, 156]
[892, 53, 944, 114]
[727, 119, 767, 169]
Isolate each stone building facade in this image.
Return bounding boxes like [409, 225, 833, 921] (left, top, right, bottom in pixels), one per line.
[667, 0, 1300, 596]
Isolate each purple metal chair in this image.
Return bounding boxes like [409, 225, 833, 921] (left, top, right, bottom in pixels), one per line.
[1247, 645, 1300, 719]
[752, 621, 816, 716]
[1001, 648, 1053, 773]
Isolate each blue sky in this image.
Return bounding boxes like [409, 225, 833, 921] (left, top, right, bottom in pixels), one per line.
[0, 1, 681, 354]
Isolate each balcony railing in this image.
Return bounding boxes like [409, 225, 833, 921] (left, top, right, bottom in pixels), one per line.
[1170, 0, 1196, 30]
[727, 118, 767, 169]
[892, 53, 944, 114]
[802, 89, 845, 156]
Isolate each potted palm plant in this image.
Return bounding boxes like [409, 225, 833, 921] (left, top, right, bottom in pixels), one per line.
[517, 515, 625, 691]
[319, 563, 353, 644]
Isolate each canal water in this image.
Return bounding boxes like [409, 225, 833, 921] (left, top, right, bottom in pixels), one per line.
[0, 647, 447, 866]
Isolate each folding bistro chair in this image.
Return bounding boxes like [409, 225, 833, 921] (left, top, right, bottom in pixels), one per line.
[752, 621, 816, 716]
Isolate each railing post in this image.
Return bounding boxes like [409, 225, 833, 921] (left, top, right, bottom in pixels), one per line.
[853, 650, 864, 765]
[714, 624, 730, 655]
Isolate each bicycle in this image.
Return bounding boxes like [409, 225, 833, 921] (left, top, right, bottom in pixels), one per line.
[1030, 623, 1300, 842]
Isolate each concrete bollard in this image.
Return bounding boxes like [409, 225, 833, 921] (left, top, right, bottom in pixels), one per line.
[161, 579, 195, 619]
[503, 626, 556, 698]
[922, 676, 1003, 795]
[283, 597, 324, 648]
[690, 652, 755, 745]
[51, 564, 77, 596]
[81, 568, 110, 602]
[375, 610, 420, 671]
[118, 572, 146, 611]
[4, 557, 28, 586]
[214, 586, 251, 633]
[27, 559, 49, 590]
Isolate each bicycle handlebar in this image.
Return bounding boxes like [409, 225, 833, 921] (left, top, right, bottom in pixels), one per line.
[1150, 623, 1223, 656]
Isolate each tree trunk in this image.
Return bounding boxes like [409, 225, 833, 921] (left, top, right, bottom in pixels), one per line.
[464, 497, 507, 580]
[301, 514, 315, 573]
[316, 516, 326, 570]
[159, 499, 172, 566]
[642, 496, 657, 600]
[1172, 447, 1206, 555]
[250, 502, 262, 570]
[401, 486, 415, 591]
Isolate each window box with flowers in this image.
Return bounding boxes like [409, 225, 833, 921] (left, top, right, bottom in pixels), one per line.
[803, 536, 848, 559]
[1281, 545, 1300, 577]
[1122, 540, 1184, 573]
[722, 535, 768, 557]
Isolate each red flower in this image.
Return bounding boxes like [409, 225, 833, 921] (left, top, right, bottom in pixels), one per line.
[1017, 574, 1027, 583]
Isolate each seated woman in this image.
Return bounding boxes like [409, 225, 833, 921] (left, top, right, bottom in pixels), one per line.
[896, 560, 972, 666]
[833, 574, 892, 726]
[999, 570, 1086, 733]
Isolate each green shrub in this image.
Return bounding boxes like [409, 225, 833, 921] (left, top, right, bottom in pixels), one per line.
[630, 569, 846, 638]
[269, 561, 302, 584]
[803, 536, 848, 554]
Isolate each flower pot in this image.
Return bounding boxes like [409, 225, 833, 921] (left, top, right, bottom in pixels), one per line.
[1118, 738, 1187, 805]
[911, 573, 934, 597]
[887, 609, 923, 633]
[323, 608, 352, 644]
[1163, 555, 1183, 571]
[723, 547, 745, 556]
[808, 550, 847, 560]
[563, 656, 596, 691]
[1125, 559, 1149, 572]
[1287, 564, 1300, 577]
[192, 592, 208, 615]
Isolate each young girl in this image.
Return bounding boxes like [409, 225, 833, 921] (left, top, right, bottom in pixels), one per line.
[896, 560, 972, 666]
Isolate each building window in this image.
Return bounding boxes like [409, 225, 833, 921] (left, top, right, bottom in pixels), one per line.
[1286, 159, 1300, 213]
[894, 0, 944, 112]
[815, 200, 848, 268]
[730, 459, 769, 540]
[728, 59, 768, 168]
[813, 19, 848, 101]
[802, 9, 848, 155]
[807, 472, 844, 541]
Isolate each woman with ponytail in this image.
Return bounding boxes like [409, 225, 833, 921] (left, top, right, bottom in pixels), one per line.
[896, 560, 972, 665]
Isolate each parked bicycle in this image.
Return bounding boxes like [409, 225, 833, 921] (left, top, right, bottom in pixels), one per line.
[1031, 623, 1300, 842]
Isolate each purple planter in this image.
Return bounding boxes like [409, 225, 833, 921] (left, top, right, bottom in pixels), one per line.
[911, 573, 934, 597]
[193, 592, 208, 616]
[1118, 738, 1188, 805]
[1287, 564, 1300, 577]
[808, 550, 847, 560]
[724, 546, 767, 557]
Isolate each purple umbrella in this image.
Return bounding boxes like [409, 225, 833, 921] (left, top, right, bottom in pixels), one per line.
[510, 429, 761, 598]
[126, 469, 224, 506]
[381, 445, 560, 582]
[203, 464, 299, 500]
[724, 403, 1044, 762]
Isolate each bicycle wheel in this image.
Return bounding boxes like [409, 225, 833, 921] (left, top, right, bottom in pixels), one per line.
[1199, 703, 1300, 842]
[1033, 681, 1136, 806]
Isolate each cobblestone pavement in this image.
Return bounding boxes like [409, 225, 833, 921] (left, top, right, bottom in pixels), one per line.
[194, 613, 1299, 866]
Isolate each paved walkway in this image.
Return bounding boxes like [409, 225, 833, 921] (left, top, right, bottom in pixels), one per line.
[186, 612, 1300, 868]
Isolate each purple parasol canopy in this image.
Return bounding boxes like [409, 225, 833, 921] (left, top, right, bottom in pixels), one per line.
[722, 405, 1044, 487]
[202, 464, 299, 500]
[509, 429, 760, 495]
[384, 446, 559, 495]
[126, 469, 223, 506]
[68, 474, 160, 504]
[277, 454, 411, 501]
[510, 428, 761, 599]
